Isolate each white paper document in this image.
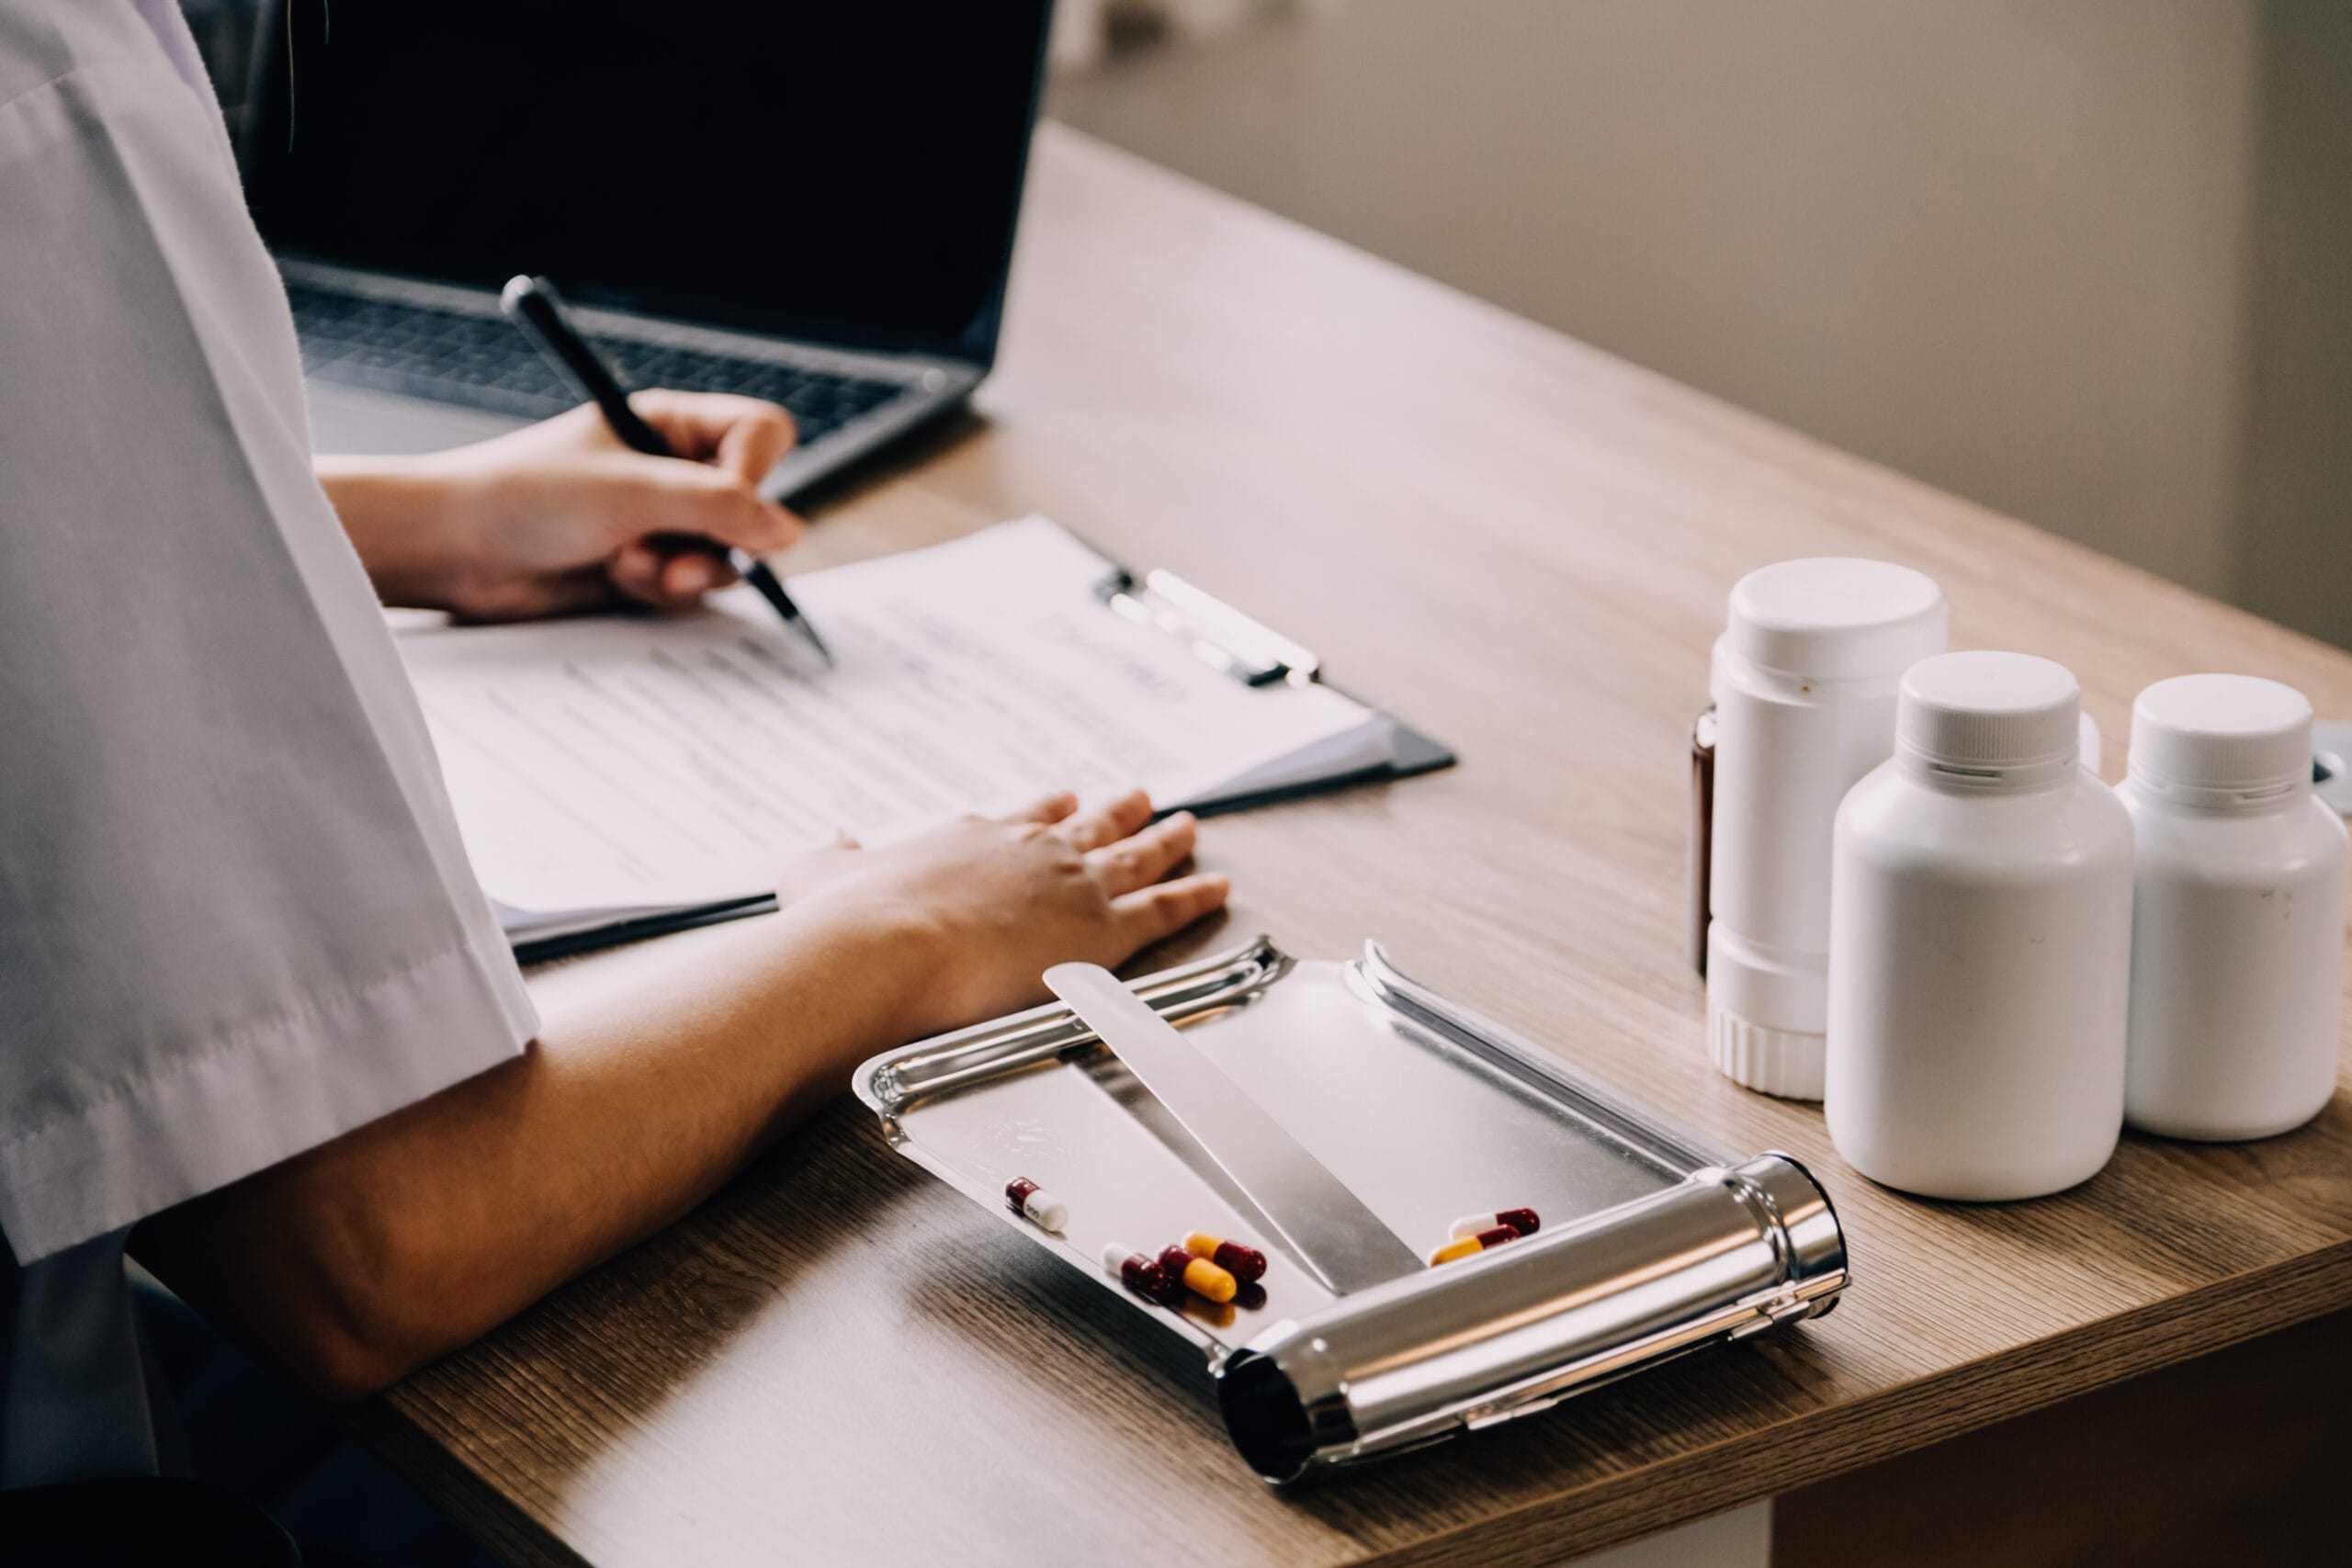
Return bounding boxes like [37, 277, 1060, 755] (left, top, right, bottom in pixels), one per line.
[396, 518, 1395, 919]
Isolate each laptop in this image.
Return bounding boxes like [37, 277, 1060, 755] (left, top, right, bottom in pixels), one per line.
[242, 1, 1055, 498]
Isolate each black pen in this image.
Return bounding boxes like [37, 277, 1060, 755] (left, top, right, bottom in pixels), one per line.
[500, 274, 832, 665]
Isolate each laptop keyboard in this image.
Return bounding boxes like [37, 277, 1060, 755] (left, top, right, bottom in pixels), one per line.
[284, 282, 910, 447]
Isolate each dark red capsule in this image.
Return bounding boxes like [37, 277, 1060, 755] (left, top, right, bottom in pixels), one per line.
[1102, 1243, 1171, 1302]
[1183, 1231, 1267, 1282]
[1005, 1177, 1040, 1213]
[1474, 1224, 1518, 1249]
[1214, 1241, 1265, 1281]
[1497, 1207, 1541, 1236]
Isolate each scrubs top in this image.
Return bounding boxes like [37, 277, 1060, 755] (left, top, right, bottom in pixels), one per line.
[0, 0, 537, 1485]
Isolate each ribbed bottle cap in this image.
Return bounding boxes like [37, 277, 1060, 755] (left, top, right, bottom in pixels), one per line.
[2129, 674, 2311, 795]
[1898, 651, 2080, 770]
[1725, 558, 1947, 682]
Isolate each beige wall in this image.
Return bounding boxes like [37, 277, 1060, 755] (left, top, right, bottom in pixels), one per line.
[1055, 1, 2346, 639]
[2236, 1, 2352, 649]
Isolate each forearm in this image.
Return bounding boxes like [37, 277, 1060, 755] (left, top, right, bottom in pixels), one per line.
[131, 899, 932, 1400]
[315, 452, 475, 611]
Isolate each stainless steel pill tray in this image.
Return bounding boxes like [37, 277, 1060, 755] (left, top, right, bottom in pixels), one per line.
[853, 936, 1849, 1483]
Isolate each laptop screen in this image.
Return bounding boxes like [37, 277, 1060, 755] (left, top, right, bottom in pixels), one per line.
[243, 2, 1053, 363]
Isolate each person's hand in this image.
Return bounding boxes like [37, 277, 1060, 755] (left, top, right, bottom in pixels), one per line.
[782, 788, 1231, 1040]
[322, 390, 802, 621]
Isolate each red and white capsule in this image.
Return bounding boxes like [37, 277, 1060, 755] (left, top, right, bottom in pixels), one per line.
[1448, 1208, 1540, 1240]
[1004, 1176, 1068, 1231]
[1102, 1242, 1168, 1300]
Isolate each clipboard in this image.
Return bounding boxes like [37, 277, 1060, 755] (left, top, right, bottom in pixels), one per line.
[503, 540, 1454, 964]
[508, 891, 780, 966]
[1088, 557, 1456, 817]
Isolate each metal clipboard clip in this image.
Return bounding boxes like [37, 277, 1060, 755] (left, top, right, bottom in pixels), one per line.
[1095, 567, 1322, 689]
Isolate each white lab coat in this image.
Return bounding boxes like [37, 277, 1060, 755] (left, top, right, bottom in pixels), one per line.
[0, 0, 537, 1483]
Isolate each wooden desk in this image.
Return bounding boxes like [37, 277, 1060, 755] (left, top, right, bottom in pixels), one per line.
[356, 125, 2352, 1566]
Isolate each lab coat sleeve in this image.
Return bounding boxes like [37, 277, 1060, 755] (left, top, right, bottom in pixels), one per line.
[0, 9, 538, 1263]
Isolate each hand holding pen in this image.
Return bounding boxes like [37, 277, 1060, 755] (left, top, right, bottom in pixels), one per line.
[501, 275, 833, 663]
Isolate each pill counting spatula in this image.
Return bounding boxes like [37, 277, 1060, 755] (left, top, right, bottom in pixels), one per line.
[1045, 963, 1423, 1295]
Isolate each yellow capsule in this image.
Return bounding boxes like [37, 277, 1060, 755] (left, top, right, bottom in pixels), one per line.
[1430, 1224, 1521, 1266]
[1430, 1235, 1484, 1266]
[1159, 1245, 1238, 1303]
[1182, 1230, 1268, 1281]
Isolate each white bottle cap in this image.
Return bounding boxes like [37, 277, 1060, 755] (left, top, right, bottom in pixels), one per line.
[2129, 674, 2312, 800]
[1898, 651, 2080, 772]
[1725, 558, 1948, 682]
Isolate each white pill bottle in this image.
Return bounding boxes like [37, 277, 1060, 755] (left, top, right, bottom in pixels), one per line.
[2118, 674, 2347, 1140]
[1825, 651, 2134, 1200]
[1707, 558, 1947, 1100]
